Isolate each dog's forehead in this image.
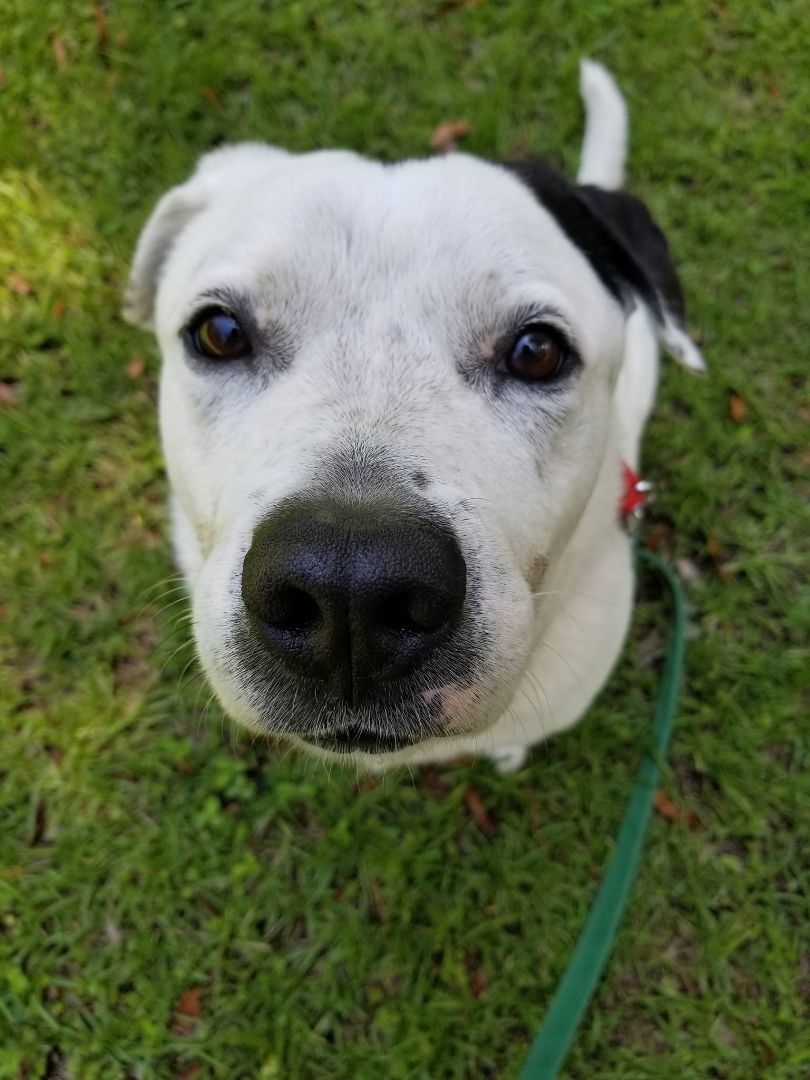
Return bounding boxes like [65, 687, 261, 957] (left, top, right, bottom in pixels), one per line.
[162, 151, 620, 340]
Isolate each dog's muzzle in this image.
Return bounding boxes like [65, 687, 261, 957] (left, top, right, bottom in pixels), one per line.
[240, 497, 467, 748]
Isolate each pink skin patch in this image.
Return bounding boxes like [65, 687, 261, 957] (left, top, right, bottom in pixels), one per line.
[421, 683, 476, 732]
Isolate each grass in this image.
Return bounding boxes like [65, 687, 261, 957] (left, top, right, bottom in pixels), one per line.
[1, 0, 808, 1076]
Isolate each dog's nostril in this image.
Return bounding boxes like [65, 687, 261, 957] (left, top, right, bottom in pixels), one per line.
[266, 586, 320, 631]
[242, 502, 467, 704]
[377, 591, 450, 634]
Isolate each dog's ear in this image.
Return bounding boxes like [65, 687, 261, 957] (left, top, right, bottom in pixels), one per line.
[503, 160, 705, 371]
[123, 143, 290, 329]
[123, 183, 206, 328]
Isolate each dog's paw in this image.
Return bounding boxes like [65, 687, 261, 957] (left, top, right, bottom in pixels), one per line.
[488, 744, 528, 774]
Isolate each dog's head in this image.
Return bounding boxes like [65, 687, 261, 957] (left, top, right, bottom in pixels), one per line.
[125, 66, 701, 766]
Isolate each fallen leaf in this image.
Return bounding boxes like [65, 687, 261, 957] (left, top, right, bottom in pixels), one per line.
[527, 793, 542, 832]
[51, 299, 66, 320]
[177, 987, 204, 1018]
[201, 84, 223, 110]
[31, 797, 48, 846]
[705, 534, 724, 561]
[419, 766, 450, 798]
[464, 787, 494, 834]
[436, 0, 484, 11]
[0, 382, 17, 405]
[103, 917, 123, 945]
[468, 964, 487, 998]
[675, 557, 702, 585]
[175, 1065, 203, 1080]
[126, 356, 145, 379]
[51, 35, 68, 69]
[430, 119, 471, 153]
[644, 524, 672, 552]
[93, 4, 109, 54]
[354, 775, 379, 794]
[368, 877, 387, 922]
[174, 987, 205, 1031]
[6, 272, 33, 296]
[686, 809, 707, 831]
[653, 790, 681, 823]
[728, 392, 747, 422]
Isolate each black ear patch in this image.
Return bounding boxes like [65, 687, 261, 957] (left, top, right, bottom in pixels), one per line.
[502, 159, 686, 327]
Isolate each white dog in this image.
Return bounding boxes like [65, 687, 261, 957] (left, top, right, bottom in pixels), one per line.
[124, 62, 703, 772]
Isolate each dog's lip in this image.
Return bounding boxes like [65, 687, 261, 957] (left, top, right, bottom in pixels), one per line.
[303, 728, 422, 755]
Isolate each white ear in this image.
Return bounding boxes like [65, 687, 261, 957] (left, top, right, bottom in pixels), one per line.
[122, 184, 207, 328]
[123, 143, 290, 329]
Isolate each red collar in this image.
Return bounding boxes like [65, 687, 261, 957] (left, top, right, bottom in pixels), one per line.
[620, 462, 652, 521]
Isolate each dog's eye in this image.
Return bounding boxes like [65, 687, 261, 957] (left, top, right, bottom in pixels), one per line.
[503, 325, 567, 382]
[187, 308, 251, 360]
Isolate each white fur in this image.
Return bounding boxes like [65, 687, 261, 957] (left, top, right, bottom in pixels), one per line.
[125, 64, 701, 771]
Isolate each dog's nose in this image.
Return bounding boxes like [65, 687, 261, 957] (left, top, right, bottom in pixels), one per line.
[241, 503, 466, 706]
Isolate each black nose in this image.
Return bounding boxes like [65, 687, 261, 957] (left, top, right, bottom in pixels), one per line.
[241, 501, 467, 706]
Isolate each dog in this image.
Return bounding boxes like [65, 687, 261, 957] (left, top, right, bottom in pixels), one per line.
[124, 61, 703, 773]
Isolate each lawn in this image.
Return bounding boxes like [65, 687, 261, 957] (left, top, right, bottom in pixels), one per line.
[1, 1, 808, 1077]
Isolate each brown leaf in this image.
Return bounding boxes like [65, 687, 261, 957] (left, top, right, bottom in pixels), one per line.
[464, 787, 494, 834]
[93, 4, 109, 54]
[644, 524, 672, 552]
[436, 0, 484, 11]
[104, 917, 123, 945]
[354, 775, 379, 794]
[175, 1065, 203, 1080]
[6, 272, 33, 296]
[51, 299, 66, 320]
[527, 793, 542, 832]
[368, 877, 387, 922]
[126, 356, 145, 379]
[465, 951, 488, 997]
[529, 794, 542, 833]
[728, 392, 747, 422]
[705, 534, 724, 561]
[31, 797, 48, 846]
[430, 119, 471, 153]
[686, 809, 707, 831]
[653, 790, 681, 823]
[177, 986, 204, 1018]
[419, 766, 450, 798]
[0, 381, 17, 406]
[51, 35, 68, 69]
[201, 85, 223, 110]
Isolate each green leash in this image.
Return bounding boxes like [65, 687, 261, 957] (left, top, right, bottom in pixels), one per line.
[520, 545, 687, 1079]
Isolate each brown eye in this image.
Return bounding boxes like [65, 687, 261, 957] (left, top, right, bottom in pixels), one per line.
[188, 308, 251, 360]
[505, 325, 567, 382]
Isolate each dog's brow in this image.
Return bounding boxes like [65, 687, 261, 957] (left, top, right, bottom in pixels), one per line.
[497, 302, 582, 358]
[196, 285, 254, 315]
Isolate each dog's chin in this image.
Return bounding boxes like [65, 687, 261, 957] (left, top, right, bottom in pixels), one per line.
[300, 729, 424, 755]
[287, 728, 464, 770]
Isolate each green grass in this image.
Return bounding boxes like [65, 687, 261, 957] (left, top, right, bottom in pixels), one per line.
[1, 1, 808, 1076]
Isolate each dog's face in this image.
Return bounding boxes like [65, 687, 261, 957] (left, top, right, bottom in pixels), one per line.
[126, 133, 697, 767]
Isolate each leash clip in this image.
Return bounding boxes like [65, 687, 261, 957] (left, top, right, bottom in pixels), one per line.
[620, 462, 653, 526]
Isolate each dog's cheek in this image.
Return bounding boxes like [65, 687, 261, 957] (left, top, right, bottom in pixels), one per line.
[526, 552, 550, 593]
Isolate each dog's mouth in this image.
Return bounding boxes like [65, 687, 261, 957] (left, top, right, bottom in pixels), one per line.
[302, 728, 425, 755]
